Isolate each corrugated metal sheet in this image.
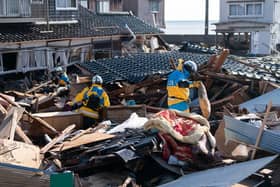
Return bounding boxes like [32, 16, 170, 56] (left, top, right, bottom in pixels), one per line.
[224, 115, 280, 153]
[239, 88, 280, 113]
[159, 155, 277, 187]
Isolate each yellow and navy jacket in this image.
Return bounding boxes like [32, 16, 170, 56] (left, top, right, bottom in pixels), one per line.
[78, 84, 110, 119]
[167, 70, 200, 112]
[58, 72, 70, 88]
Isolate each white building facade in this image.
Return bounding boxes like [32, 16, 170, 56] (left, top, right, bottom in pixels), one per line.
[215, 0, 280, 55]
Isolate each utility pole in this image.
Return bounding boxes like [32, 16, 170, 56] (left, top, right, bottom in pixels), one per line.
[205, 0, 209, 36]
[46, 0, 50, 31]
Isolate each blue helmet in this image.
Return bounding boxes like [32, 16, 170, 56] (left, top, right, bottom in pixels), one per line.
[183, 61, 197, 73]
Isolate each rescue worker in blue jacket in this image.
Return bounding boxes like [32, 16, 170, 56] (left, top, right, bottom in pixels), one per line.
[78, 75, 110, 128]
[54, 67, 71, 97]
[167, 60, 201, 112]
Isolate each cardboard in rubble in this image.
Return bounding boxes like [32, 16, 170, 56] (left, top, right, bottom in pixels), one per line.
[0, 139, 41, 168]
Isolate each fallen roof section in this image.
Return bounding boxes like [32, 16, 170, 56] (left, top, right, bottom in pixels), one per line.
[159, 155, 277, 187]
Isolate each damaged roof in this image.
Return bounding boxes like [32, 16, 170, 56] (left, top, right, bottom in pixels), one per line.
[80, 52, 280, 84]
[0, 7, 161, 43]
[224, 56, 280, 83]
[80, 52, 211, 84]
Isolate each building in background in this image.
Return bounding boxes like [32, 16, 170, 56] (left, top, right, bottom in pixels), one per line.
[87, 0, 165, 29]
[123, 0, 165, 29]
[214, 0, 280, 55]
[0, 0, 161, 77]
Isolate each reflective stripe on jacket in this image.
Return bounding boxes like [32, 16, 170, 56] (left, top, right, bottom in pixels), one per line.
[77, 106, 99, 119]
[167, 70, 200, 112]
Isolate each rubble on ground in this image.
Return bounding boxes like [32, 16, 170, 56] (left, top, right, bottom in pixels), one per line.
[0, 48, 279, 186]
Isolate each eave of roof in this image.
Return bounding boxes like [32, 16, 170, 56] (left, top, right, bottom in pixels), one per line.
[0, 6, 162, 44]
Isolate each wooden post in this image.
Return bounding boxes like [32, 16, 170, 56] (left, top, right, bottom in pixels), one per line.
[250, 101, 272, 160]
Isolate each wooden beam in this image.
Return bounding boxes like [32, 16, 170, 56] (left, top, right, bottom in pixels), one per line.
[16, 125, 33, 144]
[31, 116, 59, 135]
[40, 124, 76, 154]
[25, 80, 52, 94]
[0, 103, 7, 115]
[0, 107, 24, 140]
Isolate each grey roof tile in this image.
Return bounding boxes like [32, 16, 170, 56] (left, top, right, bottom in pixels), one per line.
[0, 6, 161, 43]
[80, 52, 211, 84]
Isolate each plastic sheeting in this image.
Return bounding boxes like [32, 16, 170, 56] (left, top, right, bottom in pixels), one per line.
[107, 112, 148, 134]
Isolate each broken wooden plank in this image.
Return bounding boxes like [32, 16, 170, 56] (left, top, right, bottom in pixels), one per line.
[210, 83, 229, 101]
[15, 125, 32, 145]
[25, 80, 52, 94]
[30, 116, 59, 135]
[32, 111, 83, 131]
[0, 103, 7, 115]
[51, 132, 114, 152]
[40, 124, 76, 154]
[0, 107, 24, 140]
[4, 90, 34, 99]
[211, 95, 234, 107]
[0, 93, 19, 107]
[9, 110, 18, 141]
[69, 128, 92, 141]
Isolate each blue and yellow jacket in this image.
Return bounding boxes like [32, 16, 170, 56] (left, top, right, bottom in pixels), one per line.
[58, 72, 70, 88]
[167, 68, 200, 112]
[79, 84, 110, 119]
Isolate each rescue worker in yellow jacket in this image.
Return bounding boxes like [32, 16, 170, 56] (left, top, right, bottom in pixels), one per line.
[167, 60, 201, 112]
[78, 75, 110, 128]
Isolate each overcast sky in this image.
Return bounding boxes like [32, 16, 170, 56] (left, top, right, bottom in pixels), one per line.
[165, 0, 220, 21]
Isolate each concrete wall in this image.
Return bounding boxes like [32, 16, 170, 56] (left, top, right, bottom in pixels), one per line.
[250, 31, 271, 54]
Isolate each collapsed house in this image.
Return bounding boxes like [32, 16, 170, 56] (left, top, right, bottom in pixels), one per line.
[0, 44, 279, 186]
[0, 2, 164, 89]
[0, 1, 280, 186]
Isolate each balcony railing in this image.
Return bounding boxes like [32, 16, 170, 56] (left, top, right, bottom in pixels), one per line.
[0, 0, 31, 17]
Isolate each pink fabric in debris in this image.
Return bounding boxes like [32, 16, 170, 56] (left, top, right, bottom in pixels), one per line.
[154, 110, 200, 136]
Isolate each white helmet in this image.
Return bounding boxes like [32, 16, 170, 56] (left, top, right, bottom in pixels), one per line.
[92, 75, 103, 84]
[55, 67, 63, 72]
[183, 60, 197, 73]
